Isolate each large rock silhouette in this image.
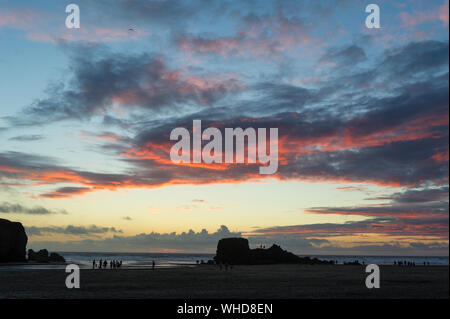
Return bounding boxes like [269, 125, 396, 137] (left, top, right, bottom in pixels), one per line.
[28, 249, 66, 263]
[0, 218, 28, 262]
[214, 238, 333, 265]
[28, 249, 49, 263]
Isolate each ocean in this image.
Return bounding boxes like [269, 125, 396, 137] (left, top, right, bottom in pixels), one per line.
[0, 252, 447, 270]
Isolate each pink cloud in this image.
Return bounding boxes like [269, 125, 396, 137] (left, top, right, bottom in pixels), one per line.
[0, 8, 44, 29]
[0, 8, 148, 43]
[439, 0, 449, 26]
[177, 11, 319, 58]
[400, 0, 449, 27]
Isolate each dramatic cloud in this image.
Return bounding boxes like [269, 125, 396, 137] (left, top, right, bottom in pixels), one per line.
[15, 44, 241, 124]
[2, 40, 448, 195]
[248, 186, 449, 246]
[1, 0, 448, 255]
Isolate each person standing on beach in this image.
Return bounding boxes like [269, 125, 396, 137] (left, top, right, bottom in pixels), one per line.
[152, 260, 155, 270]
[93, 259, 96, 269]
[99, 259, 102, 269]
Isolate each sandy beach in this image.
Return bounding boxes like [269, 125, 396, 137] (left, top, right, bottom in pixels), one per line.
[0, 264, 448, 299]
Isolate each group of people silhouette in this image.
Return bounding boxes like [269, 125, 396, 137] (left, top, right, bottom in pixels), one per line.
[92, 259, 157, 270]
[196, 259, 233, 270]
[218, 262, 233, 270]
[394, 260, 423, 266]
[93, 259, 122, 269]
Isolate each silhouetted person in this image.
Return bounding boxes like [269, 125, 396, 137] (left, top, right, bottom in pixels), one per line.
[152, 260, 155, 270]
[103, 260, 107, 268]
[99, 259, 103, 269]
[93, 259, 96, 269]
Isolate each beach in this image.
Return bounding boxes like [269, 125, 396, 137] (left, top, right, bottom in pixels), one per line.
[0, 264, 448, 299]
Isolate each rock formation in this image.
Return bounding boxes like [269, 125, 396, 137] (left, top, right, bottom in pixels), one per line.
[0, 218, 65, 264]
[214, 238, 334, 265]
[49, 252, 66, 263]
[28, 249, 49, 262]
[0, 218, 28, 262]
[28, 249, 65, 263]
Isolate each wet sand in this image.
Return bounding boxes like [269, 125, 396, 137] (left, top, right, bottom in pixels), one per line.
[0, 264, 448, 299]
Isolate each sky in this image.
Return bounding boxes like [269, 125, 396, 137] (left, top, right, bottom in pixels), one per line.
[0, 0, 448, 255]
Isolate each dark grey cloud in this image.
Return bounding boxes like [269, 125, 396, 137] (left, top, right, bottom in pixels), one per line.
[319, 44, 367, 67]
[368, 186, 449, 203]
[25, 223, 448, 255]
[306, 201, 449, 218]
[377, 41, 449, 81]
[0, 202, 67, 215]
[279, 136, 448, 187]
[1, 40, 448, 198]
[40, 187, 93, 198]
[0, 151, 170, 198]
[14, 44, 241, 125]
[252, 214, 449, 239]
[28, 225, 237, 251]
[126, 90, 448, 187]
[9, 134, 44, 142]
[26, 224, 122, 236]
[296, 187, 449, 238]
[0, 151, 59, 170]
[27, 225, 327, 253]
